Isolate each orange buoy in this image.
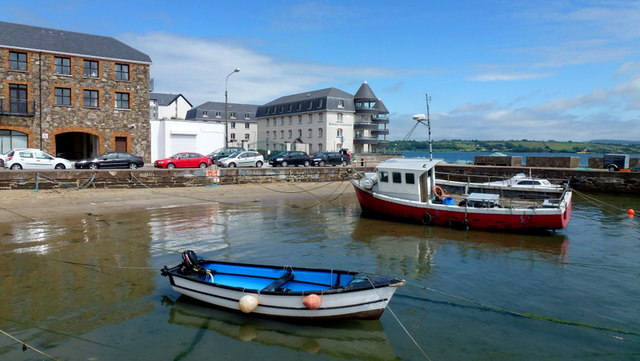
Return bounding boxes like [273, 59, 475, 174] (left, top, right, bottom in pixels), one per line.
[302, 294, 322, 310]
[627, 209, 635, 215]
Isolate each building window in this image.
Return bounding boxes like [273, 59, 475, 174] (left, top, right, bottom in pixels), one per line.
[318, 143, 323, 152]
[280, 106, 284, 113]
[297, 103, 302, 111]
[115, 63, 129, 81]
[266, 119, 270, 127]
[298, 115, 302, 123]
[297, 129, 302, 138]
[280, 117, 284, 126]
[273, 130, 277, 139]
[318, 113, 323, 123]
[338, 99, 345, 108]
[230, 112, 237, 119]
[202, 111, 208, 118]
[245, 123, 250, 129]
[115, 92, 130, 109]
[9, 84, 28, 113]
[83, 60, 98, 77]
[9, 52, 27, 70]
[215, 111, 221, 118]
[318, 99, 323, 107]
[55, 57, 71, 75]
[245, 113, 251, 119]
[308, 114, 313, 123]
[231, 122, 236, 128]
[308, 129, 313, 137]
[337, 128, 343, 137]
[54, 87, 71, 106]
[266, 132, 270, 140]
[280, 130, 284, 139]
[83, 90, 99, 107]
[244, 133, 250, 140]
[287, 104, 292, 111]
[337, 113, 343, 122]
[318, 128, 323, 137]
[230, 133, 236, 140]
[288, 130, 292, 139]
[288, 116, 292, 125]
[307, 101, 312, 110]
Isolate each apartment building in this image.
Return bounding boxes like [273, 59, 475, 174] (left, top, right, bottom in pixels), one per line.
[0, 21, 151, 160]
[255, 82, 389, 154]
[186, 101, 259, 149]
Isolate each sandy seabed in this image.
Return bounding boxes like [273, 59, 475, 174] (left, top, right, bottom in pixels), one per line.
[0, 181, 355, 224]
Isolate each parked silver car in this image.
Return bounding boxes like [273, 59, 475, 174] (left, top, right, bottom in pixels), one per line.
[217, 151, 264, 168]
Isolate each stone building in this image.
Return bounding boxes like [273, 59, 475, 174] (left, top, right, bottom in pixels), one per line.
[255, 82, 389, 154]
[0, 21, 151, 160]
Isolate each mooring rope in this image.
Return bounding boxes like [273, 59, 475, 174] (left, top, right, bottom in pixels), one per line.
[407, 282, 640, 341]
[0, 328, 61, 360]
[572, 189, 639, 226]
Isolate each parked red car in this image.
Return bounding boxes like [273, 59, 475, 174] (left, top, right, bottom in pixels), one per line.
[154, 152, 212, 169]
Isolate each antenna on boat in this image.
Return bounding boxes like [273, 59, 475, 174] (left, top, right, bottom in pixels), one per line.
[410, 93, 433, 160]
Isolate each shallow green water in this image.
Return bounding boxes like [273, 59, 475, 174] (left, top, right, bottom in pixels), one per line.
[0, 190, 638, 360]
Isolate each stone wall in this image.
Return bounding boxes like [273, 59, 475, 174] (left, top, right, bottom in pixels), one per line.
[0, 47, 151, 160]
[474, 156, 522, 166]
[0, 165, 637, 194]
[525, 156, 580, 168]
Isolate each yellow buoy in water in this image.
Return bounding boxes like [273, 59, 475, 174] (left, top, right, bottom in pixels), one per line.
[303, 294, 322, 310]
[239, 295, 259, 313]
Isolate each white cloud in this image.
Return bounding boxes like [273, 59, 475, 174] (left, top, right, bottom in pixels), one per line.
[468, 72, 552, 82]
[120, 32, 414, 107]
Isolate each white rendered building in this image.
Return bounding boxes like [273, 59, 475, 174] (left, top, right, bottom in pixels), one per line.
[255, 82, 389, 155]
[185, 101, 259, 150]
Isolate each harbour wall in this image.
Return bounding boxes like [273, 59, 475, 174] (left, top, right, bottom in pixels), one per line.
[0, 164, 637, 194]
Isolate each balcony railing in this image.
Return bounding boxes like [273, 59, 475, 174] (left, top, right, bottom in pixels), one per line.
[0, 99, 36, 116]
[372, 129, 389, 136]
[371, 116, 389, 124]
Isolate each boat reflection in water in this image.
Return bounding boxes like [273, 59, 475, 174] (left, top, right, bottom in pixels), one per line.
[351, 215, 570, 275]
[166, 296, 399, 361]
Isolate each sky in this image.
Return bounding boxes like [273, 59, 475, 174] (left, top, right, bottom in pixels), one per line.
[2, 0, 640, 142]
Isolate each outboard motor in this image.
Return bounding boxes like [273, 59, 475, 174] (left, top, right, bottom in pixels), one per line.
[181, 250, 200, 274]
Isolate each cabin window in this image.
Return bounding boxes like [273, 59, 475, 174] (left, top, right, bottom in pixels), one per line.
[406, 173, 415, 184]
[392, 172, 402, 183]
[379, 171, 389, 183]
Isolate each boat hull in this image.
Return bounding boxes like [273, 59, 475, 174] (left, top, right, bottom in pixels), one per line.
[353, 181, 572, 231]
[162, 260, 403, 320]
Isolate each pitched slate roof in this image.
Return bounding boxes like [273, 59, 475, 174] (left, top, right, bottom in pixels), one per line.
[263, 88, 353, 106]
[0, 21, 151, 63]
[374, 99, 389, 114]
[150, 93, 192, 107]
[185, 102, 259, 120]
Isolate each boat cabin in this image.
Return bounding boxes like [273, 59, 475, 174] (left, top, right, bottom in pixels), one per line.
[373, 158, 442, 202]
[463, 193, 501, 208]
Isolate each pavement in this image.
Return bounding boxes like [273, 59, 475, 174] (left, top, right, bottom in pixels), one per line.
[0, 181, 355, 224]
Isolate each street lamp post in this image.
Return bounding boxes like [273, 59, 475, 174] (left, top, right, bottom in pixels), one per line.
[412, 94, 433, 160]
[224, 68, 240, 147]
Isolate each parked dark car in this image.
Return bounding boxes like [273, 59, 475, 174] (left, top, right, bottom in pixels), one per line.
[207, 147, 245, 163]
[311, 152, 348, 166]
[75, 152, 145, 169]
[268, 151, 310, 167]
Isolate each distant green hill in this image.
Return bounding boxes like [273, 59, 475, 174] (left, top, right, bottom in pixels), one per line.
[386, 140, 640, 154]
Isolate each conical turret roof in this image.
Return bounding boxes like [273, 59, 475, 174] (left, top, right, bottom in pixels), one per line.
[374, 99, 389, 114]
[354, 81, 378, 101]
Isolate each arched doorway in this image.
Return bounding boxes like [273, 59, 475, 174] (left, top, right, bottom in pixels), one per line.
[55, 132, 99, 160]
[0, 129, 28, 153]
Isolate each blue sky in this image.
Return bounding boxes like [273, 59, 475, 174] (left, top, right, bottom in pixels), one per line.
[3, 0, 640, 141]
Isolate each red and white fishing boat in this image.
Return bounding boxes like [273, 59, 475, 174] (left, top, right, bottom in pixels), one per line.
[352, 157, 572, 231]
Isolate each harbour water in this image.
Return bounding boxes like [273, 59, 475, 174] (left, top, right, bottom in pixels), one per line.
[0, 187, 639, 360]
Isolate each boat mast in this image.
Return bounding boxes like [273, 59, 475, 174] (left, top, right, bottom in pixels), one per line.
[426, 93, 432, 161]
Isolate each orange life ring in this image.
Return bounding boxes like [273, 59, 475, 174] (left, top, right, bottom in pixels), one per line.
[433, 185, 445, 198]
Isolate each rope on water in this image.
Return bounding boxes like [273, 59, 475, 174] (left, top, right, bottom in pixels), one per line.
[407, 282, 640, 340]
[0, 328, 61, 361]
[573, 189, 639, 225]
[31, 172, 96, 193]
